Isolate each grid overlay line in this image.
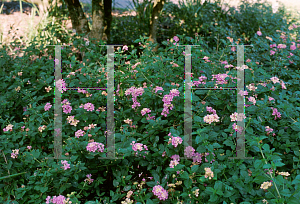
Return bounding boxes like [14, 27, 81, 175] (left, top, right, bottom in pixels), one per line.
[45, 45, 123, 160]
[179, 44, 253, 160]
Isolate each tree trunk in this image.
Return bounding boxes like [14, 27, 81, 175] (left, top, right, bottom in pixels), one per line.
[64, 0, 91, 62]
[64, 0, 91, 36]
[147, 0, 165, 52]
[89, 0, 112, 45]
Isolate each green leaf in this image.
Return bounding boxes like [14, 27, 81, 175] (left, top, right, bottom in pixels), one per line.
[197, 127, 210, 133]
[34, 186, 48, 193]
[253, 175, 266, 184]
[262, 144, 270, 152]
[151, 171, 160, 183]
[194, 116, 201, 122]
[287, 196, 300, 204]
[192, 94, 200, 102]
[206, 187, 215, 194]
[292, 175, 300, 185]
[281, 189, 291, 197]
[246, 127, 253, 135]
[291, 122, 300, 131]
[214, 181, 223, 195]
[146, 181, 157, 187]
[146, 200, 154, 204]
[213, 143, 221, 149]
[180, 171, 189, 179]
[39, 186, 48, 193]
[191, 165, 199, 173]
[113, 180, 119, 187]
[274, 161, 285, 167]
[123, 186, 131, 191]
[184, 178, 193, 188]
[223, 140, 235, 149]
[136, 78, 145, 82]
[263, 163, 272, 169]
[195, 136, 201, 144]
[209, 193, 218, 202]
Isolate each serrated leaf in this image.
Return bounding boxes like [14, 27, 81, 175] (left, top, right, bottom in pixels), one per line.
[191, 165, 199, 173]
[274, 161, 285, 167]
[146, 200, 154, 204]
[180, 171, 189, 179]
[123, 186, 131, 191]
[194, 116, 201, 122]
[184, 178, 193, 188]
[254, 160, 263, 169]
[113, 180, 119, 187]
[253, 175, 266, 184]
[263, 163, 272, 169]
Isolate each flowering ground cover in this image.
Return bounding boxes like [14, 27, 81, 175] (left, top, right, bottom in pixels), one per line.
[1, 0, 300, 203]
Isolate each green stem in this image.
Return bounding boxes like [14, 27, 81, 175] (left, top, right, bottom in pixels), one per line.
[258, 143, 282, 202]
[138, 191, 146, 204]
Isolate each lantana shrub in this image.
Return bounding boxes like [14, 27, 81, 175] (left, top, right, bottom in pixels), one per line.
[1, 1, 300, 203]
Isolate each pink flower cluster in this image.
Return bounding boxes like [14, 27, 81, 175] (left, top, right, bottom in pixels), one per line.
[232, 123, 244, 135]
[167, 132, 183, 148]
[160, 88, 180, 117]
[122, 45, 128, 51]
[238, 90, 248, 96]
[11, 149, 19, 159]
[55, 79, 67, 93]
[184, 146, 216, 164]
[131, 141, 148, 151]
[270, 76, 280, 84]
[265, 126, 273, 134]
[141, 108, 151, 116]
[3, 124, 13, 132]
[66, 116, 80, 126]
[191, 75, 207, 87]
[173, 35, 179, 43]
[125, 86, 180, 118]
[44, 102, 52, 111]
[152, 185, 168, 201]
[203, 106, 220, 124]
[230, 112, 246, 122]
[202, 56, 211, 62]
[224, 64, 234, 69]
[169, 154, 180, 168]
[246, 84, 257, 92]
[271, 107, 281, 120]
[248, 96, 257, 105]
[268, 96, 275, 102]
[79, 102, 95, 112]
[146, 114, 156, 121]
[125, 86, 145, 109]
[38, 125, 47, 132]
[211, 73, 230, 85]
[46, 195, 67, 204]
[220, 60, 228, 65]
[257, 31, 262, 36]
[84, 174, 94, 184]
[131, 141, 148, 158]
[61, 160, 70, 170]
[86, 142, 104, 153]
[62, 99, 72, 114]
[75, 129, 85, 138]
